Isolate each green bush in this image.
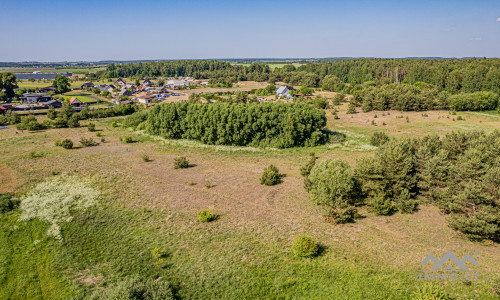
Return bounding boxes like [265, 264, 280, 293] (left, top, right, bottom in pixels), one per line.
[95, 132, 101, 137]
[307, 159, 360, 223]
[174, 156, 189, 169]
[87, 123, 96, 132]
[67, 114, 80, 128]
[260, 164, 280, 186]
[80, 137, 97, 147]
[16, 115, 46, 131]
[142, 154, 150, 162]
[369, 193, 394, 216]
[370, 132, 390, 147]
[197, 209, 216, 222]
[394, 189, 417, 214]
[89, 276, 173, 300]
[121, 136, 134, 143]
[111, 121, 118, 127]
[53, 117, 67, 128]
[54, 140, 62, 147]
[61, 139, 73, 149]
[122, 110, 149, 130]
[291, 235, 319, 258]
[0, 193, 20, 214]
[411, 284, 452, 300]
[300, 153, 317, 177]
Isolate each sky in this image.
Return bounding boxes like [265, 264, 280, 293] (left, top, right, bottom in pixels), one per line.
[0, 0, 499, 61]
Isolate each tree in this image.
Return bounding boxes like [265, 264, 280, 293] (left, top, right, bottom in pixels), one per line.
[53, 75, 70, 94]
[0, 72, 18, 98]
[47, 107, 57, 120]
[346, 102, 357, 114]
[308, 159, 360, 223]
[260, 164, 280, 186]
[321, 75, 342, 92]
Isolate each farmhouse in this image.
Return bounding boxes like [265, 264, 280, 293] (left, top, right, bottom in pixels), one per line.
[142, 79, 152, 88]
[119, 89, 133, 97]
[19, 93, 53, 104]
[114, 78, 126, 86]
[137, 94, 157, 104]
[69, 97, 83, 107]
[38, 86, 55, 94]
[42, 99, 63, 108]
[81, 82, 94, 89]
[0, 105, 6, 115]
[276, 86, 292, 99]
[167, 80, 188, 89]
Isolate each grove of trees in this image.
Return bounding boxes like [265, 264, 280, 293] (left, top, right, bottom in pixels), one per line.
[127, 102, 327, 148]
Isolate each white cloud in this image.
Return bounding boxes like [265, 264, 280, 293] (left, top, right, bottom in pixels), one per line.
[497, 17, 500, 22]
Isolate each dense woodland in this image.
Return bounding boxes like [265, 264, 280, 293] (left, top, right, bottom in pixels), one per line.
[125, 102, 327, 148]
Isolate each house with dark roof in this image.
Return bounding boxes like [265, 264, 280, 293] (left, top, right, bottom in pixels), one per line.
[81, 82, 94, 89]
[38, 86, 55, 94]
[42, 99, 63, 108]
[142, 79, 152, 88]
[19, 93, 53, 104]
[114, 78, 126, 86]
[119, 89, 132, 97]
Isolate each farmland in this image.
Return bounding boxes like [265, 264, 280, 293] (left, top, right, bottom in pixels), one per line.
[1, 102, 499, 299]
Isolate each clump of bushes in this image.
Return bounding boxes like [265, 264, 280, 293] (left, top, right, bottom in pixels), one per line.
[151, 246, 168, 268]
[260, 164, 280, 186]
[61, 139, 73, 149]
[80, 137, 97, 147]
[197, 209, 216, 222]
[16, 115, 47, 131]
[449, 91, 499, 111]
[291, 235, 319, 258]
[308, 159, 360, 224]
[121, 136, 134, 143]
[89, 276, 173, 300]
[0, 193, 20, 214]
[370, 132, 390, 147]
[87, 123, 96, 132]
[174, 156, 189, 169]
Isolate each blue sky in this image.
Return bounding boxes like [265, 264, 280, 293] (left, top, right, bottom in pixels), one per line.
[1, 0, 499, 61]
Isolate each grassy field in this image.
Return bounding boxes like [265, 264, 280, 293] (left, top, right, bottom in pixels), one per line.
[0, 67, 106, 74]
[0, 105, 499, 299]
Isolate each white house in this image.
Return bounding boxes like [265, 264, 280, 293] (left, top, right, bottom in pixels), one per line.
[167, 80, 188, 89]
[276, 86, 292, 99]
[137, 94, 157, 104]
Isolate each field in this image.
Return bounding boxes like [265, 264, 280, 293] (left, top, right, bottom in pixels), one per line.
[0, 67, 106, 74]
[1, 103, 499, 299]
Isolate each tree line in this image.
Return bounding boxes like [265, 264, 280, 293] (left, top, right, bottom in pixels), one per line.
[125, 102, 327, 148]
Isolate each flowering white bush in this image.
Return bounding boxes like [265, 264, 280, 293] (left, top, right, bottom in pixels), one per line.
[19, 176, 99, 239]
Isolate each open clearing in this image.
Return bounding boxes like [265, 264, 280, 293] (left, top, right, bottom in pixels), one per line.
[0, 106, 499, 299]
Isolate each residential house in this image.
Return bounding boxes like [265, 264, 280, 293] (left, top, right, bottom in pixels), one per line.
[38, 86, 55, 94]
[69, 97, 83, 107]
[119, 89, 132, 97]
[19, 93, 53, 104]
[42, 99, 63, 108]
[81, 82, 94, 89]
[276, 86, 292, 99]
[167, 80, 188, 89]
[0, 105, 6, 115]
[137, 94, 157, 104]
[120, 100, 133, 105]
[114, 78, 126, 86]
[142, 79, 152, 88]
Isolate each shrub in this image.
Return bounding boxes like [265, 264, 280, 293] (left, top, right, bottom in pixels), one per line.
[53, 117, 67, 128]
[67, 114, 80, 128]
[80, 137, 97, 147]
[19, 176, 99, 239]
[346, 102, 357, 114]
[369, 193, 394, 216]
[260, 164, 280, 186]
[394, 189, 417, 214]
[111, 121, 118, 127]
[449, 91, 499, 111]
[87, 123, 96, 132]
[142, 154, 150, 162]
[121, 136, 134, 143]
[197, 209, 216, 222]
[307, 159, 360, 223]
[370, 132, 390, 147]
[100, 137, 106, 143]
[0, 193, 20, 214]
[205, 180, 212, 189]
[89, 276, 173, 300]
[54, 140, 62, 147]
[411, 284, 452, 300]
[61, 139, 73, 149]
[122, 110, 149, 130]
[291, 235, 319, 258]
[174, 156, 189, 169]
[300, 153, 317, 177]
[17, 115, 46, 131]
[95, 132, 101, 137]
